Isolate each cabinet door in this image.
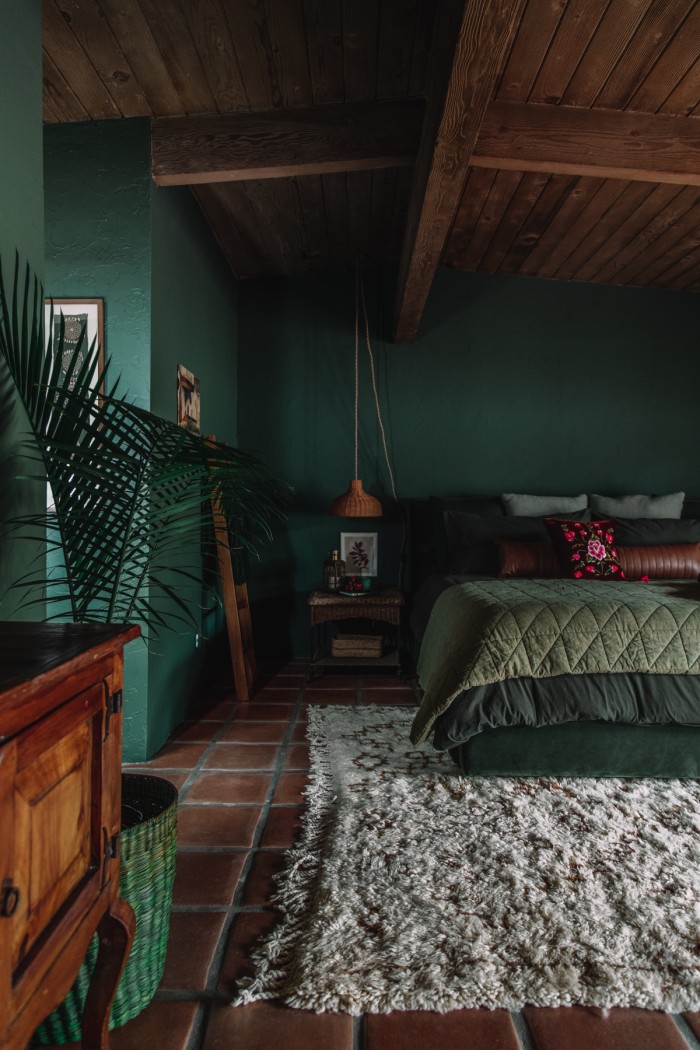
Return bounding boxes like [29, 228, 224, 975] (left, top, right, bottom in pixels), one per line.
[0, 739, 17, 1035]
[9, 682, 105, 998]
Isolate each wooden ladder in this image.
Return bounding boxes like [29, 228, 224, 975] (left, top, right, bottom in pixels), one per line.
[206, 437, 257, 702]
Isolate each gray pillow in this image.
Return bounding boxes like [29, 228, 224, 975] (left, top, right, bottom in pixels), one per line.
[590, 492, 685, 519]
[502, 492, 588, 517]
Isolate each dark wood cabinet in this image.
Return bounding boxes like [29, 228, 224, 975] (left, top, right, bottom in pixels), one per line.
[0, 622, 139, 1050]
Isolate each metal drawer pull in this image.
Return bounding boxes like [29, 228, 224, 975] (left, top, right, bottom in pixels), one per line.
[0, 878, 20, 917]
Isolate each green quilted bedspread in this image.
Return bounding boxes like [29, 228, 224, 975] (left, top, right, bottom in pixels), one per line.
[411, 578, 700, 744]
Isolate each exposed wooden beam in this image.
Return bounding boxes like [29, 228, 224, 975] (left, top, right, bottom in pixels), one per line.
[392, 0, 525, 345]
[151, 99, 425, 186]
[473, 101, 700, 187]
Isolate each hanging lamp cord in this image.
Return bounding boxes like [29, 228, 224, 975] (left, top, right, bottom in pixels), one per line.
[354, 265, 360, 481]
[359, 274, 398, 505]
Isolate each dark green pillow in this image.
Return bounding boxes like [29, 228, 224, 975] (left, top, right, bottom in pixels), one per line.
[443, 512, 561, 574]
[613, 517, 700, 546]
[428, 496, 504, 570]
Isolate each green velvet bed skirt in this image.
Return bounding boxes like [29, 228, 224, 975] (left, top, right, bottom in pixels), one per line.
[450, 721, 700, 778]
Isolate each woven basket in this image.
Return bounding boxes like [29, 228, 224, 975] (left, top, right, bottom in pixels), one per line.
[332, 633, 383, 658]
[31, 773, 178, 1044]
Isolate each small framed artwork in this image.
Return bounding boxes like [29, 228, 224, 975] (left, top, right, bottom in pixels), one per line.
[44, 298, 105, 393]
[177, 364, 201, 434]
[44, 298, 105, 512]
[341, 532, 378, 576]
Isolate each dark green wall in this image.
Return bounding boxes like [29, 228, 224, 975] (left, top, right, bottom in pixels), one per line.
[238, 267, 700, 655]
[44, 120, 239, 761]
[44, 119, 152, 760]
[148, 182, 238, 757]
[0, 0, 45, 619]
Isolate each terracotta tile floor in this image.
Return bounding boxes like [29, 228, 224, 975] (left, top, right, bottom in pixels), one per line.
[35, 664, 700, 1050]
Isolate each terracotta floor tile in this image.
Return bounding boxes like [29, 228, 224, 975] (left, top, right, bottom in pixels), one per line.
[172, 851, 246, 906]
[144, 742, 208, 769]
[366, 1009, 520, 1050]
[291, 722, 308, 741]
[242, 850, 288, 905]
[122, 769, 190, 792]
[283, 743, 311, 770]
[170, 720, 224, 743]
[217, 911, 281, 992]
[304, 692, 357, 705]
[178, 805, 261, 848]
[232, 703, 296, 721]
[305, 676, 357, 691]
[198, 701, 236, 720]
[249, 687, 301, 702]
[111, 1000, 200, 1050]
[272, 771, 309, 804]
[259, 806, 306, 848]
[204, 743, 280, 770]
[203, 1001, 353, 1050]
[361, 675, 410, 688]
[258, 672, 305, 689]
[361, 688, 417, 704]
[219, 721, 289, 744]
[683, 1012, 700, 1040]
[523, 1007, 689, 1050]
[185, 771, 272, 804]
[159, 910, 227, 991]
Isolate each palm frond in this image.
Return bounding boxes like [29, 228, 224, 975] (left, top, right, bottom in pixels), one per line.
[0, 254, 291, 631]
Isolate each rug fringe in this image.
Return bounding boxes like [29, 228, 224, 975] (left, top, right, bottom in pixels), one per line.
[232, 706, 339, 1007]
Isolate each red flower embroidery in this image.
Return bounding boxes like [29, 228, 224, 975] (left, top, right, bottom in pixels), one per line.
[574, 570, 583, 578]
[585, 565, 595, 572]
[587, 539, 607, 560]
[563, 530, 575, 542]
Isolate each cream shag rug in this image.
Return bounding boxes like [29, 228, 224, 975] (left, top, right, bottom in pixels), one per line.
[233, 706, 700, 1014]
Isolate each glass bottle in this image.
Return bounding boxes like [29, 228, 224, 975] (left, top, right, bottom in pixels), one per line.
[323, 548, 345, 592]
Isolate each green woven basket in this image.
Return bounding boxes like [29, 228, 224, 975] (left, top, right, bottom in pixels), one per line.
[32, 773, 178, 1045]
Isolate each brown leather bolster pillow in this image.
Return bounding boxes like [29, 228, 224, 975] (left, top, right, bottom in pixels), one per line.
[497, 540, 700, 580]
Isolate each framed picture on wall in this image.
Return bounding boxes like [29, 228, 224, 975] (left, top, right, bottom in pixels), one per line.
[44, 298, 105, 393]
[177, 364, 201, 434]
[43, 298, 105, 512]
[340, 532, 378, 576]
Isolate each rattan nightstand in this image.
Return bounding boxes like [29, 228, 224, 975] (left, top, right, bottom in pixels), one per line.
[307, 587, 405, 678]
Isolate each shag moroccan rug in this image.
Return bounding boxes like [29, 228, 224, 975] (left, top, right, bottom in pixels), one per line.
[233, 706, 700, 1014]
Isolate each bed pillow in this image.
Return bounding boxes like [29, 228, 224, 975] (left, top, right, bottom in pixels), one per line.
[498, 538, 700, 581]
[497, 540, 558, 578]
[590, 492, 685, 519]
[443, 512, 552, 574]
[427, 496, 504, 571]
[618, 543, 700, 580]
[545, 518, 624, 579]
[502, 492, 587, 517]
[613, 517, 700, 546]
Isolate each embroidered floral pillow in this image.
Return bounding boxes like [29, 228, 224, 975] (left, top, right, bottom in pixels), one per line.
[544, 518, 625, 579]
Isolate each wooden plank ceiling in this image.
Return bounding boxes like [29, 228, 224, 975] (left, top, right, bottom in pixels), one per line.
[43, 0, 700, 342]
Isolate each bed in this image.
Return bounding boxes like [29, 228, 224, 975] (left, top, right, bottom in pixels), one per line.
[408, 494, 700, 777]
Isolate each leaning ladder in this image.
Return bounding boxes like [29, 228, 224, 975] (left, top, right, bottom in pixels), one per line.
[206, 437, 257, 702]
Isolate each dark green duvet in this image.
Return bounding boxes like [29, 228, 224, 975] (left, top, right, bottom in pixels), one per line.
[411, 578, 700, 747]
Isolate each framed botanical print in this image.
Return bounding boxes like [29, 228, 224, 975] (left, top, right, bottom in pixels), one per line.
[340, 532, 378, 576]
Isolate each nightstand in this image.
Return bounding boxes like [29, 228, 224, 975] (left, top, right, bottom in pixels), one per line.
[307, 587, 405, 678]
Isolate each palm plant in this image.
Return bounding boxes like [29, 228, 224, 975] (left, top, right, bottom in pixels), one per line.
[0, 255, 289, 632]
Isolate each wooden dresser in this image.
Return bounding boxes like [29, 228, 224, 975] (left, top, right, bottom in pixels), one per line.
[0, 622, 139, 1050]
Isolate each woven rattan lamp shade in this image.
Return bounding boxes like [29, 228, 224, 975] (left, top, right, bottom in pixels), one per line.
[329, 478, 382, 517]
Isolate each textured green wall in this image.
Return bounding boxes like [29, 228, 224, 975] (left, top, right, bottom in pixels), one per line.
[44, 120, 238, 760]
[0, 0, 45, 619]
[238, 267, 700, 655]
[148, 182, 238, 757]
[44, 119, 152, 758]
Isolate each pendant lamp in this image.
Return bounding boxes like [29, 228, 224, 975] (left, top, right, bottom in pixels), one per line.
[329, 268, 383, 517]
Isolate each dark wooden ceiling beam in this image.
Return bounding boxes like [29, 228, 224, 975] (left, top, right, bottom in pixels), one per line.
[151, 98, 425, 186]
[392, 0, 526, 345]
[473, 101, 700, 187]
